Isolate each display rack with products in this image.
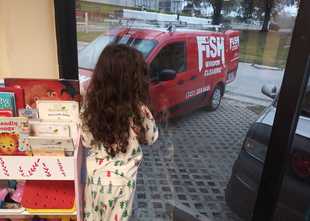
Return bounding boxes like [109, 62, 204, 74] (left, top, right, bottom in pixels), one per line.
[0, 78, 84, 221]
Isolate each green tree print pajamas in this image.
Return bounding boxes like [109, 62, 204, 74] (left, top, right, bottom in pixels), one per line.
[80, 105, 158, 221]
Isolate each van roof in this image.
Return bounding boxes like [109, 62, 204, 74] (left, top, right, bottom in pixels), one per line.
[104, 27, 220, 40]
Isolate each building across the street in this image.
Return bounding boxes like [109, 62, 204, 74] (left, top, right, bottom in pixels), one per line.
[81, 0, 183, 12]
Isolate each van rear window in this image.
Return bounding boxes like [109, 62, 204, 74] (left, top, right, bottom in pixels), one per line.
[78, 35, 158, 70]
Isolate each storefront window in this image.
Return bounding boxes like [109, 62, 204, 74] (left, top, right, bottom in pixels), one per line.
[76, 0, 308, 220]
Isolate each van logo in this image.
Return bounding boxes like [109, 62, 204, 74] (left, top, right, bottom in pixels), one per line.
[197, 36, 225, 72]
[230, 36, 239, 51]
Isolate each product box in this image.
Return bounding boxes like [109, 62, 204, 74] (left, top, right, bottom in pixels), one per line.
[30, 123, 70, 138]
[36, 100, 80, 124]
[32, 149, 66, 157]
[29, 121, 78, 146]
[0, 117, 31, 156]
[0, 87, 25, 116]
[0, 92, 17, 116]
[18, 108, 40, 120]
[28, 137, 75, 156]
[0, 109, 14, 117]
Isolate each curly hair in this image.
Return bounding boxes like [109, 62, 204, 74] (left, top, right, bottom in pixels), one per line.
[82, 44, 154, 157]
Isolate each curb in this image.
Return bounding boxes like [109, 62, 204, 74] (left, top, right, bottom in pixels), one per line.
[251, 64, 283, 71]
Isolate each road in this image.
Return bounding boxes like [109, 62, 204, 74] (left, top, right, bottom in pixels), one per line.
[225, 63, 284, 106]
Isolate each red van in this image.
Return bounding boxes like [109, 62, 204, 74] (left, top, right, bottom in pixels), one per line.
[78, 28, 239, 121]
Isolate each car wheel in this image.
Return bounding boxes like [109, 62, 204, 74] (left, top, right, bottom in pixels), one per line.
[206, 85, 222, 111]
[290, 150, 310, 178]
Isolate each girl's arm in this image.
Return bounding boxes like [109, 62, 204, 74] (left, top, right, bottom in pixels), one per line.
[141, 105, 158, 145]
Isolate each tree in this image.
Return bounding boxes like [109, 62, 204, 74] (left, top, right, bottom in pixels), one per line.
[123, 210, 128, 218]
[108, 185, 112, 194]
[182, 2, 202, 17]
[239, 0, 299, 32]
[131, 149, 136, 156]
[237, 0, 255, 22]
[93, 191, 97, 199]
[191, 0, 225, 25]
[97, 177, 101, 185]
[108, 199, 113, 207]
[120, 201, 125, 209]
[261, 0, 273, 32]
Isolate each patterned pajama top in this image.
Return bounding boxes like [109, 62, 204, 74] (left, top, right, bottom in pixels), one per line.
[80, 104, 158, 188]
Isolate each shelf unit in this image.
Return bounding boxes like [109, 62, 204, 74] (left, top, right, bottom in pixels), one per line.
[0, 130, 84, 221]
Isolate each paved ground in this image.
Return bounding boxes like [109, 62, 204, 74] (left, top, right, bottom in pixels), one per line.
[129, 98, 258, 221]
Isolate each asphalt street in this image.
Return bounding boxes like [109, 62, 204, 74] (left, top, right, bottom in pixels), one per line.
[225, 62, 284, 106]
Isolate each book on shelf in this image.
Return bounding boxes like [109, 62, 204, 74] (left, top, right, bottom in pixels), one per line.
[28, 137, 75, 156]
[18, 108, 40, 120]
[4, 78, 80, 109]
[31, 149, 66, 157]
[29, 121, 78, 146]
[0, 109, 14, 117]
[0, 117, 31, 156]
[30, 122, 70, 138]
[0, 92, 17, 116]
[0, 87, 25, 116]
[36, 100, 80, 124]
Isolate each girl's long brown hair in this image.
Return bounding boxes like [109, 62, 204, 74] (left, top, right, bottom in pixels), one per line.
[82, 44, 153, 157]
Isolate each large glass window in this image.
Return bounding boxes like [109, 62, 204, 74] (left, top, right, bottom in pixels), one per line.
[76, 1, 309, 220]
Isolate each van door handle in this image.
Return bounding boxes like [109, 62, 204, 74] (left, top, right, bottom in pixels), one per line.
[178, 80, 186, 84]
[190, 75, 197, 80]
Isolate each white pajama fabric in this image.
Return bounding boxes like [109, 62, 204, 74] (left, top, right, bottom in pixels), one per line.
[80, 104, 158, 221]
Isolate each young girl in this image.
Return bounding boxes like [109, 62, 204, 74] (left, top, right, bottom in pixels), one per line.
[80, 44, 158, 221]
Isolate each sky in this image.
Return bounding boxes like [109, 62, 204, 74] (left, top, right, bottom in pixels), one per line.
[283, 5, 298, 16]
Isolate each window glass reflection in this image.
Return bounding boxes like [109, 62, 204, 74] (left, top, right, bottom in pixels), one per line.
[76, 1, 302, 220]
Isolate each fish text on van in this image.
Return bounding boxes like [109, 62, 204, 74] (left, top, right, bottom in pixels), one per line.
[205, 60, 221, 68]
[204, 67, 222, 76]
[230, 36, 239, 51]
[197, 36, 225, 72]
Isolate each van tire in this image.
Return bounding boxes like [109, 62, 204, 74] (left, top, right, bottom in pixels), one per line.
[206, 85, 222, 111]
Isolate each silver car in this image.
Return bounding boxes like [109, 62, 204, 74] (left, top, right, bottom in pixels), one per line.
[225, 80, 310, 221]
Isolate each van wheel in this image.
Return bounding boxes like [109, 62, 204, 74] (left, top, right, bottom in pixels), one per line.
[206, 85, 222, 111]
